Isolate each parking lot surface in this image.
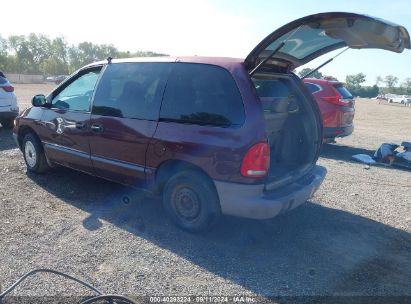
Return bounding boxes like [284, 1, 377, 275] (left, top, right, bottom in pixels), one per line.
[0, 84, 410, 299]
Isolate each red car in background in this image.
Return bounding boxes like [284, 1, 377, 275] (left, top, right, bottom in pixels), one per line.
[303, 78, 355, 142]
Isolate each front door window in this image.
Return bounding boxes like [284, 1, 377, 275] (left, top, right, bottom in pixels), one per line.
[51, 69, 101, 112]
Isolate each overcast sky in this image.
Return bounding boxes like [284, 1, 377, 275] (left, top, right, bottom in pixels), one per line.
[2, 0, 411, 85]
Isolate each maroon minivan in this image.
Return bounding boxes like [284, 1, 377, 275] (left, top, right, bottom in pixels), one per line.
[13, 13, 410, 231]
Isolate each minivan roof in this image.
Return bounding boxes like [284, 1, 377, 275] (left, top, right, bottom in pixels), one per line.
[85, 56, 244, 70]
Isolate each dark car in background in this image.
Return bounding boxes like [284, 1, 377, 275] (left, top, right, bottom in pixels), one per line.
[13, 13, 410, 231]
[303, 78, 355, 142]
[46, 75, 68, 85]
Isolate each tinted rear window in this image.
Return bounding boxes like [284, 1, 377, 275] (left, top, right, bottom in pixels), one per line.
[334, 84, 353, 99]
[0, 76, 7, 84]
[160, 63, 245, 127]
[253, 78, 290, 97]
[304, 82, 321, 94]
[252, 78, 297, 111]
[93, 63, 171, 120]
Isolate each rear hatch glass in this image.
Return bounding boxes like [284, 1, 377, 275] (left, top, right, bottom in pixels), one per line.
[334, 84, 353, 99]
[245, 12, 410, 70]
[0, 76, 7, 85]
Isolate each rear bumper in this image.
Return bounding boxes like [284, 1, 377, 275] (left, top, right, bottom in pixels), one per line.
[214, 165, 326, 220]
[324, 125, 353, 139]
[0, 111, 18, 120]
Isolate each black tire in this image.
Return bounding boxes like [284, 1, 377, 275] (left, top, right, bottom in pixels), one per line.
[1, 118, 14, 129]
[162, 170, 221, 232]
[22, 133, 50, 174]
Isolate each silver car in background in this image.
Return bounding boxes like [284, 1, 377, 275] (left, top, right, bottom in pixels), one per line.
[0, 75, 18, 129]
[387, 94, 411, 104]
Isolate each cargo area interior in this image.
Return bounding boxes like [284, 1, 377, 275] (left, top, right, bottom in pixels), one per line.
[252, 74, 320, 187]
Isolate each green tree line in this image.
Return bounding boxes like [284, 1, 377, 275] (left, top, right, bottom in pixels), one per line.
[299, 68, 411, 97]
[345, 73, 411, 97]
[0, 33, 167, 75]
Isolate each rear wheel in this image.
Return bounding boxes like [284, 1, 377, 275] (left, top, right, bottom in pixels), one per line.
[22, 133, 50, 174]
[0, 118, 14, 129]
[163, 170, 220, 232]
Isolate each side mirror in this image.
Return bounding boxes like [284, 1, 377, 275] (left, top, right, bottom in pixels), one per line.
[32, 94, 47, 107]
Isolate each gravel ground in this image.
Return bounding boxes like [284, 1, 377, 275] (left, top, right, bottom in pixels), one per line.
[0, 84, 410, 301]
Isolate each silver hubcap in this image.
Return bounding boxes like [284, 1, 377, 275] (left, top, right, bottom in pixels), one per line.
[174, 187, 201, 220]
[25, 141, 37, 168]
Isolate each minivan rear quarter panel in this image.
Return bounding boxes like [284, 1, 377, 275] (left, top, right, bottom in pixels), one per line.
[146, 59, 267, 185]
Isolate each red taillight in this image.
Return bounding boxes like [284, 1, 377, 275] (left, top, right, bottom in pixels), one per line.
[241, 143, 270, 178]
[321, 96, 351, 106]
[2, 86, 14, 92]
[321, 96, 341, 105]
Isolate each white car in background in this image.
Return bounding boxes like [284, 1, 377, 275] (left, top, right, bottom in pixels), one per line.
[388, 94, 411, 104]
[0, 75, 19, 129]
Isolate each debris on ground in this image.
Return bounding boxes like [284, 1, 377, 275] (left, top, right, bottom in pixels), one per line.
[396, 142, 411, 161]
[352, 154, 376, 165]
[374, 143, 399, 161]
[352, 141, 411, 169]
[397, 151, 411, 162]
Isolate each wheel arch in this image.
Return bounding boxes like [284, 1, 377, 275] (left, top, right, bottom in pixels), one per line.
[18, 125, 42, 150]
[154, 159, 218, 196]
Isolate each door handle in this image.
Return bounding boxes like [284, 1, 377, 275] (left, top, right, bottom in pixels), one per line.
[75, 122, 86, 129]
[91, 124, 103, 132]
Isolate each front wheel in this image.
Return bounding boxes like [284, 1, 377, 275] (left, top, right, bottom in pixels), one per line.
[163, 170, 221, 232]
[23, 133, 50, 174]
